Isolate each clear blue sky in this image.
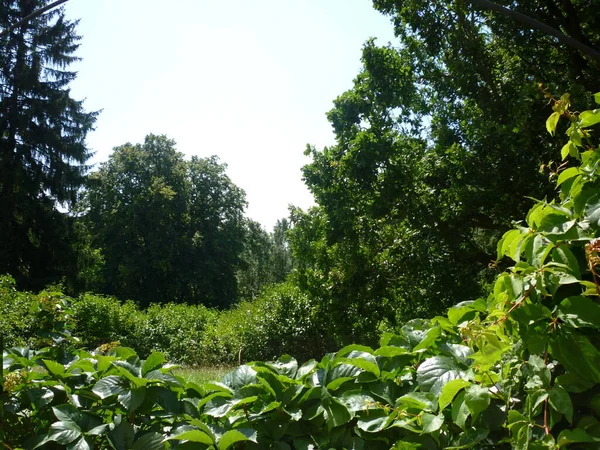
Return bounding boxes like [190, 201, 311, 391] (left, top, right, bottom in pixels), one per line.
[64, 0, 397, 229]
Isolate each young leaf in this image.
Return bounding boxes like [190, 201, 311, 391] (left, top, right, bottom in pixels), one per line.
[579, 109, 600, 127]
[546, 111, 561, 135]
[439, 379, 471, 411]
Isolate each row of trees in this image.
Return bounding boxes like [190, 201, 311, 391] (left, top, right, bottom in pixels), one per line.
[0, 1, 291, 308]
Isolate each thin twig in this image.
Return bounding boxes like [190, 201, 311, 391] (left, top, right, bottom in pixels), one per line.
[493, 285, 536, 326]
[466, 0, 600, 64]
[543, 348, 550, 435]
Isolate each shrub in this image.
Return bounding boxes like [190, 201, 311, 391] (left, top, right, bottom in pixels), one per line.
[199, 282, 336, 364]
[71, 293, 140, 349]
[130, 302, 216, 364]
[0, 275, 33, 347]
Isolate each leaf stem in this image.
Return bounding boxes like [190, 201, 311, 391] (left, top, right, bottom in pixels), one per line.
[493, 285, 536, 325]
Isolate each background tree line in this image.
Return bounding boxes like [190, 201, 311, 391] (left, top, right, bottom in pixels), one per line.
[0, 0, 291, 308]
[1, 0, 599, 346]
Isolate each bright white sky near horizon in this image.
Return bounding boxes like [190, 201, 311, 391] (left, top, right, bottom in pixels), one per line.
[63, 0, 398, 229]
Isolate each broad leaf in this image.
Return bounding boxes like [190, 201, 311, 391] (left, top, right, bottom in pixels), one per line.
[217, 429, 258, 450]
[417, 355, 467, 396]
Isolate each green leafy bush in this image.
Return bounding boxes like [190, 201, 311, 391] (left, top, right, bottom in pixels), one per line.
[71, 293, 140, 349]
[0, 275, 33, 347]
[131, 302, 216, 364]
[199, 282, 335, 365]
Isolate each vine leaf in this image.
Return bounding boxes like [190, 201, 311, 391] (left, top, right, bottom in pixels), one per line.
[417, 356, 468, 396]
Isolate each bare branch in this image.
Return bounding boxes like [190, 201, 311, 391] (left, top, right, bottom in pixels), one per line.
[466, 0, 600, 64]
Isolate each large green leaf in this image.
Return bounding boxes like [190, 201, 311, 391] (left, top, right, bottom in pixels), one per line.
[167, 429, 213, 444]
[92, 375, 126, 399]
[579, 109, 600, 127]
[132, 432, 163, 450]
[549, 329, 600, 382]
[356, 409, 391, 433]
[67, 436, 92, 450]
[421, 413, 444, 433]
[585, 193, 600, 226]
[43, 359, 65, 377]
[340, 390, 377, 412]
[27, 387, 54, 409]
[464, 385, 490, 421]
[266, 354, 298, 378]
[548, 385, 573, 423]
[439, 379, 471, 411]
[117, 386, 146, 411]
[323, 397, 352, 429]
[48, 421, 81, 445]
[557, 428, 600, 447]
[396, 392, 437, 412]
[141, 352, 166, 375]
[446, 428, 489, 449]
[108, 420, 135, 450]
[222, 365, 257, 390]
[217, 429, 258, 450]
[558, 296, 600, 329]
[417, 355, 467, 396]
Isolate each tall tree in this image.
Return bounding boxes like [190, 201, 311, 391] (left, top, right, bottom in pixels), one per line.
[271, 218, 293, 282]
[236, 218, 294, 300]
[290, 0, 600, 344]
[0, 0, 96, 289]
[86, 135, 246, 308]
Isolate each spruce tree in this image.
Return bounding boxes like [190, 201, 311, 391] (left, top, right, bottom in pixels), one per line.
[0, 1, 96, 289]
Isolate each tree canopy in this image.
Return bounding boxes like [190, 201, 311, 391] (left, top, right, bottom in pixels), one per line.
[85, 135, 247, 308]
[289, 0, 600, 345]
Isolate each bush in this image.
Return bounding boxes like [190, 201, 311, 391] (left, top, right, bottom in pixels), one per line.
[0, 275, 34, 347]
[199, 282, 336, 364]
[71, 293, 140, 349]
[130, 302, 216, 364]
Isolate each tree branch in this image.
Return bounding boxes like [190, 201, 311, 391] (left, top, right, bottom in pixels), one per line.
[0, 0, 71, 38]
[466, 0, 600, 64]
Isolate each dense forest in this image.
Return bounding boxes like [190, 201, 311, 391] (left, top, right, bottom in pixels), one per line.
[2, 0, 600, 449]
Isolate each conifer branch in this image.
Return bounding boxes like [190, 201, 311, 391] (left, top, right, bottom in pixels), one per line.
[0, 0, 70, 38]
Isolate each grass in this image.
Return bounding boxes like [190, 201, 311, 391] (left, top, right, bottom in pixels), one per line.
[174, 366, 234, 384]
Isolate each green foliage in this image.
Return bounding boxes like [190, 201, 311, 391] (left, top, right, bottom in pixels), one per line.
[131, 302, 216, 365]
[200, 282, 334, 365]
[0, 1, 97, 290]
[237, 218, 294, 301]
[290, 0, 600, 343]
[85, 135, 246, 308]
[0, 275, 32, 348]
[4, 98, 600, 448]
[70, 294, 140, 350]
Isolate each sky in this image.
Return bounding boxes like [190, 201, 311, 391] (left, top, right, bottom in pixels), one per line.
[63, 0, 398, 229]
